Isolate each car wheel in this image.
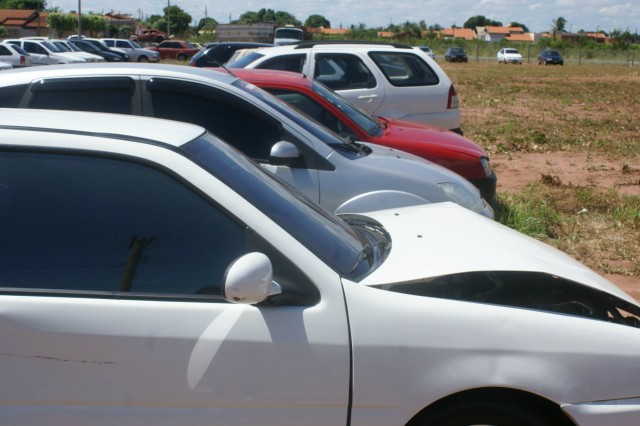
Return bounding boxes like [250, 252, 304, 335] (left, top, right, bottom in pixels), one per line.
[138, 56, 149, 63]
[411, 400, 551, 426]
[177, 53, 187, 61]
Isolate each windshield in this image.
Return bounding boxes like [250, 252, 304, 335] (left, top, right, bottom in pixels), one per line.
[232, 78, 350, 148]
[183, 133, 381, 280]
[312, 80, 383, 137]
[505, 49, 520, 54]
[42, 41, 62, 52]
[274, 28, 304, 40]
[52, 41, 71, 52]
[227, 51, 265, 68]
[130, 40, 142, 48]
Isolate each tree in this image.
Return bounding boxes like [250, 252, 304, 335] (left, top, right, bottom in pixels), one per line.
[304, 14, 330, 28]
[235, 9, 300, 26]
[509, 21, 529, 32]
[552, 17, 567, 33]
[0, 0, 46, 10]
[161, 5, 192, 36]
[463, 15, 501, 30]
[0, 25, 7, 38]
[46, 12, 76, 36]
[197, 17, 217, 32]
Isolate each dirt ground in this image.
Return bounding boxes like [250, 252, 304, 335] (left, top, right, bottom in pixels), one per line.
[491, 151, 640, 300]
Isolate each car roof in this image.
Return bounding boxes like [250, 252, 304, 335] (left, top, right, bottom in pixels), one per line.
[0, 62, 239, 86]
[0, 108, 206, 147]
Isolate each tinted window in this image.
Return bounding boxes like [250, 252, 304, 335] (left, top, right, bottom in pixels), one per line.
[28, 77, 135, 114]
[369, 51, 439, 87]
[0, 45, 10, 56]
[314, 53, 375, 91]
[0, 84, 28, 107]
[0, 150, 248, 297]
[148, 78, 281, 161]
[256, 54, 306, 72]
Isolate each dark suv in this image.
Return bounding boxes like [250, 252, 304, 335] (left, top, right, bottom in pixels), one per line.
[189, 42, 273, 67]
[538, 49, 564, 65]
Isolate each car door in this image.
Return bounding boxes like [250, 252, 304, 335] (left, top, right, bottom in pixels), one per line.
[143, 77, 322, 204]
[309, 52, 386, 116]
[0, 143, 350, 425]
[21, 41, 52, 65]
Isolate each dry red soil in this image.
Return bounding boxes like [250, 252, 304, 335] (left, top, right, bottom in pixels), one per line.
[492, 150, 640, 300]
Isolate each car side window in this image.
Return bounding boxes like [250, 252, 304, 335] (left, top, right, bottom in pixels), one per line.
[23, 41, 43, 54]
[256, 53, 306, 72]
[147, 78, 282, 161]
[0, 84, 28, 107]
[314, 53, 376, 91]
[268, 89, 349, 136]
[28, 77, 135, 114]
[0, 150, 248, 299]
[368, 51, 439, 87]
[0, 45, 10, 56]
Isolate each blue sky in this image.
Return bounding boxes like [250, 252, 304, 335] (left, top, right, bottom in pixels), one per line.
[49, 0, 639, 34]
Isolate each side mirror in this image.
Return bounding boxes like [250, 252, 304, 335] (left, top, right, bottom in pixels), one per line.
[269, 141, 300, 166]
[223, 252, 281, 304]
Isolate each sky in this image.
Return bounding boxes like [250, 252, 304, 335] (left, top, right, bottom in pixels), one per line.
[48, 0, 639, 34]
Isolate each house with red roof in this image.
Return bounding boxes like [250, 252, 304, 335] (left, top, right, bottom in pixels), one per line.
[0, 9, 49, 38]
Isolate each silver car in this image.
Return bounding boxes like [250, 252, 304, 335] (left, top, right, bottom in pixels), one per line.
[0, 64, 493, 218]
[101, 38, 161, 62]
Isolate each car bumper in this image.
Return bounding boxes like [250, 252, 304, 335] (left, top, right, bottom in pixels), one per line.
[562, 398, 640, 426]
[469, 170, 497, 206]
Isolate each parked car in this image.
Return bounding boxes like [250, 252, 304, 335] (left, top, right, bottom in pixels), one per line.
[227, 41, 463, 134]
[231, 68, 497, 202]
[416, 45, 435, 59]
[444, 47, 468, 63]
[79, 38, 130, 62]
[50, 39, 105, 62]
[68, 39, 123, 62]
[2, 107, 640, 426]
[538, 49, 564, 65]
[3, 39, 85, 65]
[101, 38, 161, 62]
[497, 48, 523, 64]
[0, 64, 492, 217]
[128, 28, 168, 43]
[189, 42, 273, 67]
[0, 42, 32, 67]
[148, 40, 199, 60]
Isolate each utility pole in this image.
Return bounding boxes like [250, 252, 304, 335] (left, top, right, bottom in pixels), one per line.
[167, 0, 171, 37]
[77, 0, 82, 37]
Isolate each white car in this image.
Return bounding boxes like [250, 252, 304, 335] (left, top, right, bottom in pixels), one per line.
[497, 47, 523, 64]
[228, 41, 463, 134]
[101, 38, 161, 62]
[0, 64, 492, 218]
[0, 42, 32, 67]
[3, 39, 86, 65]
[1, 108, 639, 426]
[51, 39, 105, 62]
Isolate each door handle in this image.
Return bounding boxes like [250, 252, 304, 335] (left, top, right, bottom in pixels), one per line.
[357, 94, 378, 102]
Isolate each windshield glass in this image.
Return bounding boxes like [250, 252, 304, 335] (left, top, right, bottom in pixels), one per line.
[42, 41, 62, 52]
[232, 78, 349, 148]
[52, 41, 71, 52]
[227, 51, 265, 68]
[131, 40, 142, 48]
[275, 28, 304, 40]
[183, 133, 377, 280]
[312, 80, 383, 137]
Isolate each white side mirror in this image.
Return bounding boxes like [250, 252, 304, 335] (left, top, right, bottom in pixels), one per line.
[223, 252, 280, 304]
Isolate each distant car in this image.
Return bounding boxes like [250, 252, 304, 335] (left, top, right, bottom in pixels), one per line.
[80, 38, 130, 62]
[0, 42, 32, 67]
[101, 38, 160, 62]
[416, 45, 435, 59]
[444, 47, 467, 63]
[0, 63, 493, 218]
[227, 41, 464, 134]
[497, 48, 523, 64]
[3, 39, 85, 65]
[231, 68, 497, 202]
[51, 39, 105, 63]
[538, 49, 564, 65]
[188, 42, 273, 67]
[68, 39, 122, 62]
[128, 28, 168, 43]
[3, 108, 640, 426]
[147, 40, 199, 61]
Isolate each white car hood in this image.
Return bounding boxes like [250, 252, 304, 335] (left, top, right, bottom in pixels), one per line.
[357, 202, 635, 304]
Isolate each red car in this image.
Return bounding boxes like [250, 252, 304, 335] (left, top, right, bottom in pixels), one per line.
[147, 40, 198, 61]
[231, 68, 497, 202]
[129, 29, 168, 44]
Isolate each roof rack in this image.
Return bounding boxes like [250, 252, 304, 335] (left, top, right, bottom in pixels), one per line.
[292, 40, 413, 49]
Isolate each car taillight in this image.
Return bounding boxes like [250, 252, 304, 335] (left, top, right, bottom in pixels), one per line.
[447, 84, 459, 109]
[20, 56, 25, 65]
